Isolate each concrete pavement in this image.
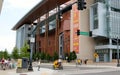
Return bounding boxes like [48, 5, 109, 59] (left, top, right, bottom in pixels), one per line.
[1, 62, 120, 75]
[7, 67, 57, 75]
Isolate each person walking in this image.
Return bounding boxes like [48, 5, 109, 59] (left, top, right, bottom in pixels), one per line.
[38, 60, 41, 71]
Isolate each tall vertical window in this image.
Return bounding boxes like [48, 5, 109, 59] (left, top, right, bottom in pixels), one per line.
[93, 7, 97, 15]
[94, 19, 98, 29]
[93, 6, 98, 29]
[94, 0, 105, 3]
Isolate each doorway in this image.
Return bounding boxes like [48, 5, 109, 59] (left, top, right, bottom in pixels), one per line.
[59, 33, 64, 58]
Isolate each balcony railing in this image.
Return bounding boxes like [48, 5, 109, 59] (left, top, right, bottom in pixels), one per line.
[95, 44, 120, 49]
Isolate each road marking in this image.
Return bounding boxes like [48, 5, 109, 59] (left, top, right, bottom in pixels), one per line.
[41, 72, 48, 75]
[20, 74, 27, 75]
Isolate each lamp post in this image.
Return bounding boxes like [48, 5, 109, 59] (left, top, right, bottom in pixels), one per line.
[117, 37, 120, 67]
[28, 35, 35, 71]
[112, 37, 120, 67]
[28, 25, 35, 71]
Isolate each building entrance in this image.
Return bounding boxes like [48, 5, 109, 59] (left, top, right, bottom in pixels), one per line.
[59, 33, 64, 58]
[96, 49, 109, 62]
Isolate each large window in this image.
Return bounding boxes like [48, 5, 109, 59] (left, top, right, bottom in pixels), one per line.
[93, 19, 98, 29]
[94, 0, 105, 3]
[111, 7, 120, 13]
[93, 7, 98, 29]
[93, 7, 97, 15]
[112, 50, 117, 59]
[40, 25, 45, 33]
[49, 19, 56, 30]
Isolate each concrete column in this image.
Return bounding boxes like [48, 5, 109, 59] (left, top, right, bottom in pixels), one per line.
[109, 49, 112, 62]
[109, 38, 112, 62]
[109, 38, 112, 45]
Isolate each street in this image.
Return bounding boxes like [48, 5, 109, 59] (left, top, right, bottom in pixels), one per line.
[39, 63, 120, 75]
[78, 71, 120, 75]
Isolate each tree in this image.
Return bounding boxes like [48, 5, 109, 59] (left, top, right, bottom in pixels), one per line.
[0, 51, 4, 59]
[12, 47, 19, 59]
[20, 41, 30, 58]
[3, 49, 9, 59]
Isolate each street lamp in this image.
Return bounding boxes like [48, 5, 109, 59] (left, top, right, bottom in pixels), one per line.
[28, 25, 35, 71]
[112, 37, 120, 67]
[117, 37, 120, 67]
[28, 35, 35, 71]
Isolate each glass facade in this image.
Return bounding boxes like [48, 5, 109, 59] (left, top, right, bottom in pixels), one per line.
[109, 11, 120, 38]
[16, 25, 30, 49]
[91, 0, 120, 62]
[39, 14, 56, 34]
[108, 0, 120, 39]
[91, 0, 120, 38]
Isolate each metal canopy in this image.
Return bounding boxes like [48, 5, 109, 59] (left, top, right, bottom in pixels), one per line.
[12, 0, 70, 30]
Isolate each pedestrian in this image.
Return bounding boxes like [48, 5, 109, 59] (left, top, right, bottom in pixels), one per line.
[84, 59, 88, 65]
[38, 59, 41, 71]
[58, 58, 62, 66]
[1, 57, 5, 70]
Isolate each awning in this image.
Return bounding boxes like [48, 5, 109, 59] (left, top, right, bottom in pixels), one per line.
[12, 0, 70, 30]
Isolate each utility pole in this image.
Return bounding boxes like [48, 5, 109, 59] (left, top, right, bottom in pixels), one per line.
[117, 37, 120, 67]
[28, 25, 35, 71]
[111, 37, 120, 67]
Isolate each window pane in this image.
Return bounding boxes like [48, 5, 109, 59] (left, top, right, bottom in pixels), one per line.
[93, 19, 98, 29]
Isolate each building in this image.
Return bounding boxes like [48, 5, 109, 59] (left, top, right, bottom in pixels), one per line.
[12, 0, 120, 62]
[12, 0, 95, 61]
[35, 9, 71, 57]
[15, 24, 36, 50]
[12, 0, 71, 57]
[90, 0, 120, 62]
[71, 0, 94, 60]
[0, 0, 3, 14]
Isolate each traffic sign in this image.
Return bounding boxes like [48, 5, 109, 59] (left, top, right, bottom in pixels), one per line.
[76, 30, 92, 36]
[80, 31, 89, 36]
[94, 53, 99, 58]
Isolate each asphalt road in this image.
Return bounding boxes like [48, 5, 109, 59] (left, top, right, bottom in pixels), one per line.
[40, 64, 107, 70]
[73, 71, 120, 75]
[40, 63, 120, 75]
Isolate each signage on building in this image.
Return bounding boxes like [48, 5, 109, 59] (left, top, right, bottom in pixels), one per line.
[72, 0, 80, 53]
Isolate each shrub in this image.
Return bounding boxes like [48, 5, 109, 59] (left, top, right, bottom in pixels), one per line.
[53, 51, 58, 61]
[32, 52, 41, 61]
[46, 53, 51, 61]
[69, 51, 77, 61]
[41, 52, 46, 60]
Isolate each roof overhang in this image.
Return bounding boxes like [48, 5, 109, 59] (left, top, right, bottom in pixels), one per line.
[12, 0, 70, 30]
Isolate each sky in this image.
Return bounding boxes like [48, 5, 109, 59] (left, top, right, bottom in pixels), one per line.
[0, 0, 41, 53]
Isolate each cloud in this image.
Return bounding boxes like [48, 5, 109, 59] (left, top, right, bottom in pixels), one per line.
[0, 36, 15, 53]
[0, 0, 42, 53]
[0, 0, 41, 53]
[5, 0, 41, 9]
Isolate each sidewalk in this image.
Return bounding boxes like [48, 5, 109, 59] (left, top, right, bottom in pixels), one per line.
[2, 62, 120, 75]
[8, 67, 56, 75]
